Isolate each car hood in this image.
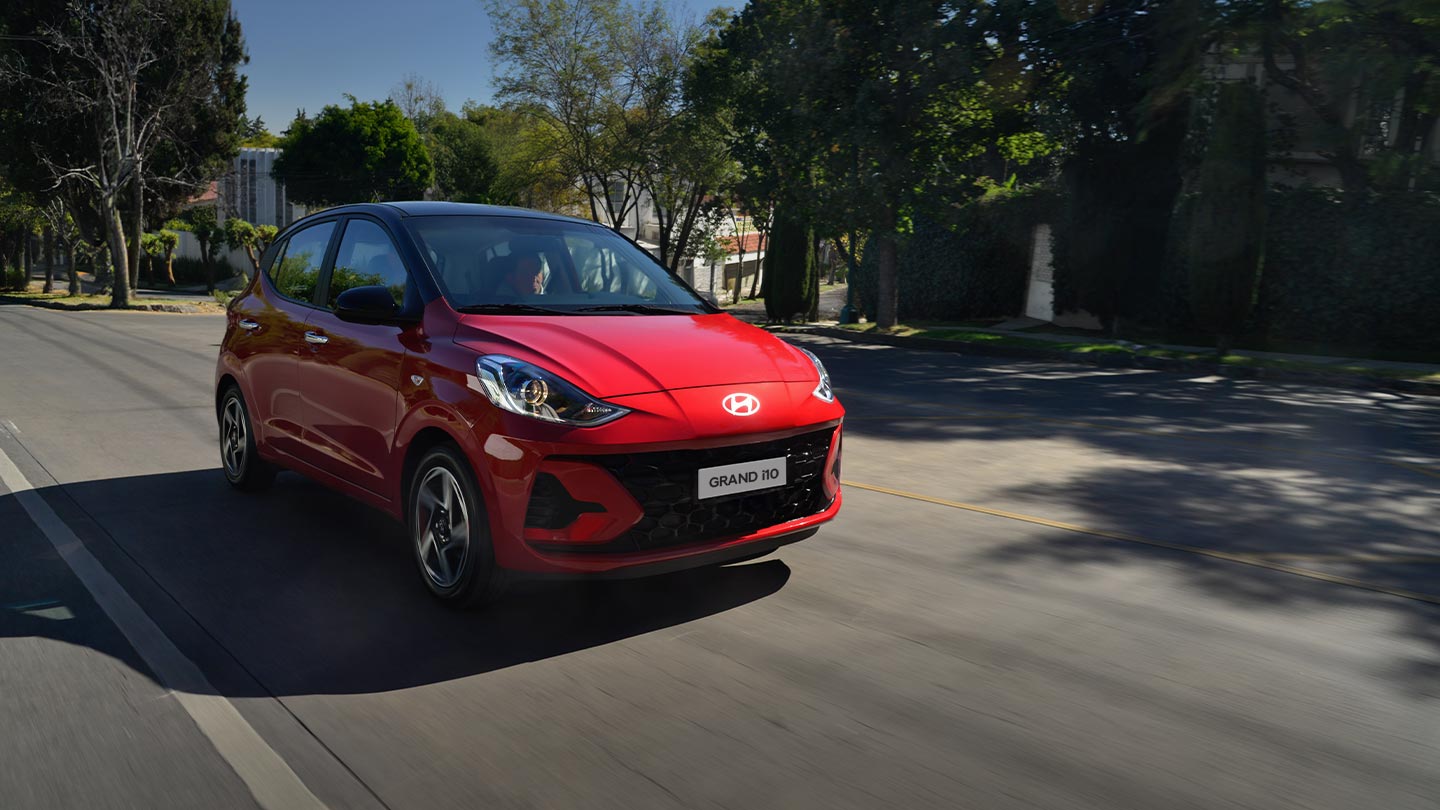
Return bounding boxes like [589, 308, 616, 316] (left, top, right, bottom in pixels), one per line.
[452, 313, 816, 398]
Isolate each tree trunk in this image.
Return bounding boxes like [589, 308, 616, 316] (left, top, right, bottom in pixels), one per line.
[808, 231, 821, 322]
[748, 231, 765, 299]
[164, 249, 176, 285]
[104, 199, 131, 307]
[128, 179, 144, 291]
[67, 238, 80, 296]
[202, 239, 215, 294]
[23, 233, 34, 290]
[43, 228, 55, 294]
[732, 243, 745, 305]
[875, 216, 899, 330]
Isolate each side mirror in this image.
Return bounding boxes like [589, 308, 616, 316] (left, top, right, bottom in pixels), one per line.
[334, 285, 408, 325]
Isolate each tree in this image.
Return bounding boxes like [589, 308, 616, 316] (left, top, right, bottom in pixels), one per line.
[1022, 0, 1209, 334]
[694, 1, 1029, 329]
[154, 228, 179, 285]
[1248, 0, 1440, 191]
[761, 204, 816, 322]
[174, 206, 224, 292]
[485, 0, 706, 234]
[224, 217, 276, 275]
[273, 98, 434, 206]
[1184, 81, 1267, 355]
[390, 72, 446, 135]
[240, 115, 280, 148]
[428, 107, 501, 203]
[0, 0, 248, 308]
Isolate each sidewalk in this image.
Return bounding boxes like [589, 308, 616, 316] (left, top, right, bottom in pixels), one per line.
[974, 316, 1440, 376]
[737, 305, 1440, 395]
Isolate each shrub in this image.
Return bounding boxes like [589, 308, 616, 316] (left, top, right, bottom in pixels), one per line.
[2, 262, 28, 291]
[169, 255, 241, 286]
[1183, 81, 1267, 355]
[761, 204, 816, 321]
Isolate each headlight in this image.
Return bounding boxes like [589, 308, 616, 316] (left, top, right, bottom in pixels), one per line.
[475, 355, 629, 426]
[797, 348, 834, 403]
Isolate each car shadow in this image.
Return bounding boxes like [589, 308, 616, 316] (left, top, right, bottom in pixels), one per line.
[1, 469, 791, 698]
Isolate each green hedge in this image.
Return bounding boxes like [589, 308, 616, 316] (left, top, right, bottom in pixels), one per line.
[167, 255, 242, 286]
[852, 191, 1051, 322]
[1254, 189, 1440, 357]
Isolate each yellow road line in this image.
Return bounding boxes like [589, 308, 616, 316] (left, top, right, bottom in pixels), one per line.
[842, 405, 1440, 480]
[842, 480, 1440, 607]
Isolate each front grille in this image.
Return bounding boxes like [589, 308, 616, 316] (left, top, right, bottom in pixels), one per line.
[541, 427, 835, 554]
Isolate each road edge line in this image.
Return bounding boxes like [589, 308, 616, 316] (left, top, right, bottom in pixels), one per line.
[0, 442, 329, 810]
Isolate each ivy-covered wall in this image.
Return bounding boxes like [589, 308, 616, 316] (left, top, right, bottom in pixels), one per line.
[851, 191, 1052, 322]
[1253, 190, 1440, 356]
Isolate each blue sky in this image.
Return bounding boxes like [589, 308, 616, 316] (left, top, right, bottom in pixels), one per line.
[233, 0, 734, 134]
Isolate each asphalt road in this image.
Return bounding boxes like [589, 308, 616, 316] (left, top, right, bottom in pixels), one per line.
[1, 303, 1437, 810]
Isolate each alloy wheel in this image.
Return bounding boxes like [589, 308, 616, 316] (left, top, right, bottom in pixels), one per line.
[414, 466, 471, 589]
[221, 397, 246, 477]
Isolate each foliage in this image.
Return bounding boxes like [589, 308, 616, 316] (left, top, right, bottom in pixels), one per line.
[484, 0, 644, 226]
[851, 191, 1052, 323]
[1255, 190, 1440, 357]
[0, 0, 248, 307]
[1034, 0, 1206, 334]
[761, 205, 816, 322]
[224, 217, 276, 273]
[170, 254, 240, 285]
[172, 205, 226, 290]
[428, 106, 501, 203]
[273, 97, 434, 205]
[1182, 81, 1267, 354]
[389, 72, 446, 134]
[1248, 0, 1440, 191]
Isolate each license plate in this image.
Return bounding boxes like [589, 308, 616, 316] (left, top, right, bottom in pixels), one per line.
[697, 456, 787, 500]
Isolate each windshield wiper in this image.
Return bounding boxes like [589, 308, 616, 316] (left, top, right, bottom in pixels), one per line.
[454, 302, 570, 315]
[572, 303, 699, 315]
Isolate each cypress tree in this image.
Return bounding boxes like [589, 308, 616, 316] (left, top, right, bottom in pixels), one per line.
[1185, 81, 1267, 355]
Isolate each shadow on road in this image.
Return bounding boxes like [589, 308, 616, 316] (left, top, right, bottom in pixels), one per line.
[800, 337, 1440, 695]
[2, 469, 791, 698]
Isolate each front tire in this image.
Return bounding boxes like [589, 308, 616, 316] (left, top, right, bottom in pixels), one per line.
[219, 386, 275, 492]
[408, 444, 508, 608]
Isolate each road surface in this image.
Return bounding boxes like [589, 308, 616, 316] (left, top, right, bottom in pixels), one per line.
[1, 303, 1437, 809]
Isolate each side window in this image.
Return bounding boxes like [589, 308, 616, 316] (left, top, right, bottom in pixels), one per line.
[266, 221, 334, 304]
[327, 219, 408, 308]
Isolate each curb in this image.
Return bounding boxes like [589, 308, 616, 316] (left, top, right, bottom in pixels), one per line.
[0, 294, 213, 314]
[768, 324, 1440, 398]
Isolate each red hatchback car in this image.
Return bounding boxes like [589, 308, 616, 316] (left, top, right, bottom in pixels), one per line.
[215, 202, 843, 606]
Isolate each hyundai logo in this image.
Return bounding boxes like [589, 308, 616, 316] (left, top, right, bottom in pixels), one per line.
[722, 392, 761, 416]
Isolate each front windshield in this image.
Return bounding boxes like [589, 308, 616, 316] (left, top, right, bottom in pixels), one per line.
[405, 215, 712, 314]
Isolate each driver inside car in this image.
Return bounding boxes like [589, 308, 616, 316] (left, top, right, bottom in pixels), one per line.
[500, 252, 545, 296]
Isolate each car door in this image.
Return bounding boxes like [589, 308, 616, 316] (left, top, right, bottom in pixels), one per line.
[234, 219, 336, 460]
[295, 216, 417, 497]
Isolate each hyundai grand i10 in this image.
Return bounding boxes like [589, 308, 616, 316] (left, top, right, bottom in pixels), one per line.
[215, 202, 843, 606]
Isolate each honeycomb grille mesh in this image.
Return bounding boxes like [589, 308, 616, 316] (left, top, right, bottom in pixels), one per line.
[545, 427, 835, 554]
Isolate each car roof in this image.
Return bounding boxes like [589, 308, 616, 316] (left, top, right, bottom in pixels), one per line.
[295, 201, 599, 226]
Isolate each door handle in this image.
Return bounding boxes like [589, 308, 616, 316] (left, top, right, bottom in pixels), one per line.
[303, 331, 329, 345]
[237, 318, 260, 331]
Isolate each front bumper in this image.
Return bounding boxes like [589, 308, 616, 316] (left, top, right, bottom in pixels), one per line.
[474, 402, 844, 575]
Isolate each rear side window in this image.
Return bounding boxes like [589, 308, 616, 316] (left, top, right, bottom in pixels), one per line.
[327, 219, 408, 308]
[267, 221, 334, 304]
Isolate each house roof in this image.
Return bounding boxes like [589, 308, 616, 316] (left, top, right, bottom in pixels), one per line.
[720, 231, 765, 254]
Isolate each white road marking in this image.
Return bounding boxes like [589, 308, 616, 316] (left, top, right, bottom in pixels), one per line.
[0, 440, 328, 810]
[2, 419, 19, 435]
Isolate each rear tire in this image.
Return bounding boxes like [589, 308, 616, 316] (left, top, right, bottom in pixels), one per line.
[219, 386, 275, 492]
[408, 444, 509, 608]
